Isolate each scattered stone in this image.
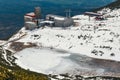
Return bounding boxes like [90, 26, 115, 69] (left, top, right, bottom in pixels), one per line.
[110, 53, 115, 57]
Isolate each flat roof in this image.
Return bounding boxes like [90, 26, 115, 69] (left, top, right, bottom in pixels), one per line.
[25, 12, 36, 17]
[46, 14, 65, 20]
[40, 20, 54, 24]
[25, 22, 36, 25]
[84, 12, 103, 16]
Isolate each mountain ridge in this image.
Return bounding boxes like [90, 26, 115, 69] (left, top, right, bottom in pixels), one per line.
[96, 0, 120, 10]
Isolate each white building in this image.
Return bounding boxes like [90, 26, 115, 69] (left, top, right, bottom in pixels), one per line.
[46, 14, 73, 27]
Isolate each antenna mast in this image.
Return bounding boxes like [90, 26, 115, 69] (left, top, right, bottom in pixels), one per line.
[34, 7, 41, 27]
[65, 9, 72, 18]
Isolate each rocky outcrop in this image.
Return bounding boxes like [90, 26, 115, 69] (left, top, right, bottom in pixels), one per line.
[50, 74, 120, 80]
[95, 0, 120, 11]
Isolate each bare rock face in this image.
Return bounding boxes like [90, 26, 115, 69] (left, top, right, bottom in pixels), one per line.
[9, 42, 37, 52]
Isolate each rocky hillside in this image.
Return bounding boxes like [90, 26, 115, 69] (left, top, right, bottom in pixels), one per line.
[0, 64, 48, 80]
[0, 49, 48, 80]
[104, 0, 120, 8]
[96, 0, 120, 10]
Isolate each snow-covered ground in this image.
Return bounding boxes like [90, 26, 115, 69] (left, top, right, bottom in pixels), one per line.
[0, 40, 6, 46]
[14, 47, 106, 76]
[12, 8, 120, 61]
[3, 8, 120, 76]
[14, 48, 71, 74]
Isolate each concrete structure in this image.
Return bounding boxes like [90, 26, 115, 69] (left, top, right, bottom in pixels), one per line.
[24, 12, 37, 30]
[25, 22, 37, 30]
[46, 14, 73, 27]
[24, 12, 36, 22]
[54, 18, 73, 27]
[24, 7, 41, 30]
[24, 8, 73, 29]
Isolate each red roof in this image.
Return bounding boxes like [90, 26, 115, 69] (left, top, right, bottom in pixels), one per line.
[25, 12, 36, 17]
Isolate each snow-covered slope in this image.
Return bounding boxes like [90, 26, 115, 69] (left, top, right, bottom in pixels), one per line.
[4, 8, 120, 77]
[15, 48, 120, 77]
[9, 8, 120, 61]
[14, 48, 72, 74]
